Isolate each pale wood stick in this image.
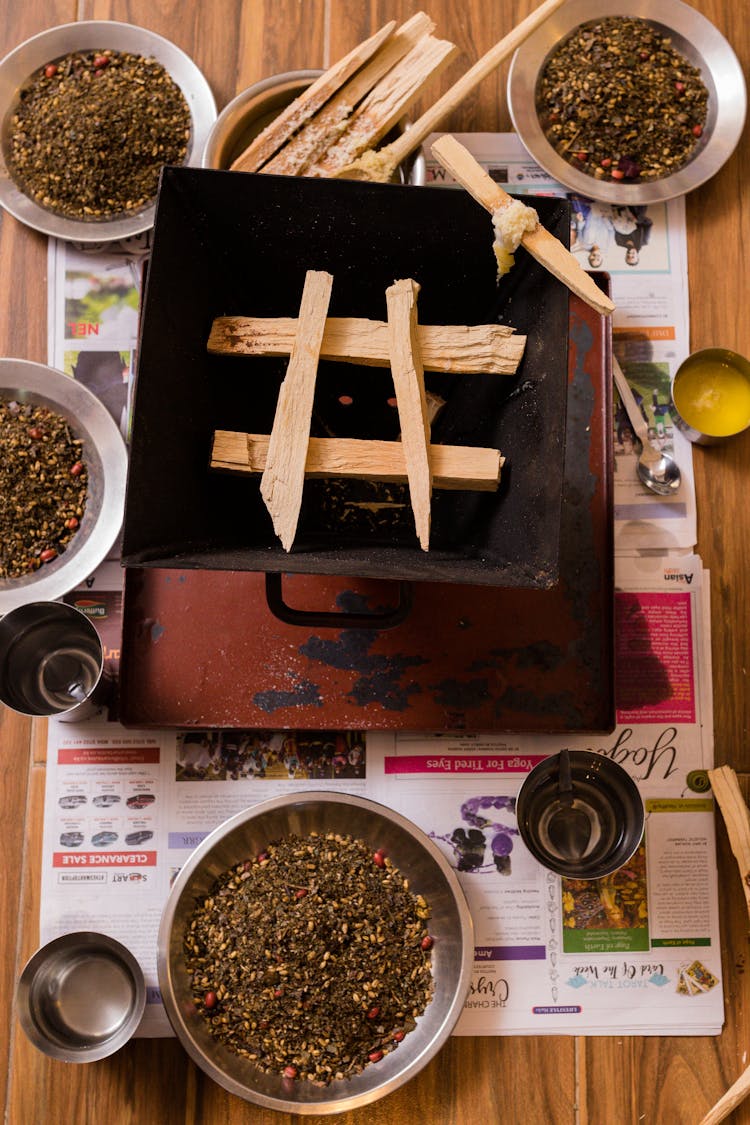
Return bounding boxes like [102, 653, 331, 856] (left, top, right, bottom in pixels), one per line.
[696, 765, 750, 1124]
[212, 431, 503, 491]
[335, 0, 568, 182]
[208, 315, 525, 374]
[262, 12, 435, 176]
[386, 279, 432, 550]
[699, 1066, 750, 1125]
[229, 21, 396, 173]
[707, 765, 750, 922]
[431, 134, 616, 317]
[310, 34, 457, 176]
[260, 271, 333, 551]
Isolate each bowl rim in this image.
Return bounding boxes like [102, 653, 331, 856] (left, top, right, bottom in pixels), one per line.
[0, 20, 217, 242]
[157, 790, 474, 1114]
[0, 357, 127, 613]
[507, 0, 747, 204]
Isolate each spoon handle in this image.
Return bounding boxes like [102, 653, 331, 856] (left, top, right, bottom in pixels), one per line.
[612, 356, 653, 450]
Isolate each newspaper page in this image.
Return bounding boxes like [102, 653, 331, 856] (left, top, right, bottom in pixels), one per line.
[39, 556, 721, 1037]
[426, 132, 698, 554]
[366, 555, 721, 1035]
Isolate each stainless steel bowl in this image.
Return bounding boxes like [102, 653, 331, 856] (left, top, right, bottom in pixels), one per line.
[508, 0, 746, 204]
[158, 792, 473, 1115]
[16, 931, 146, 1062]
[203, 71, 426, 186]
[0, 358, 127, 614]
[0, 21, 216, 242]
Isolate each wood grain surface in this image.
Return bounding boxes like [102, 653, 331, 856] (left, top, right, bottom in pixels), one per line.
[1, 2, 748, 1123]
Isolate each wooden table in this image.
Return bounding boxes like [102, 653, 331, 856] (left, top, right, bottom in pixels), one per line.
[1, 2, 748, 1122]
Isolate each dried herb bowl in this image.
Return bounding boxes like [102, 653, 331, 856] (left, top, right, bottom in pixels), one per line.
[158, 792, 474, 1114]
[0, 21, 216, 243]
[508, 0, 746, 204]
[0, 359, 127, 615]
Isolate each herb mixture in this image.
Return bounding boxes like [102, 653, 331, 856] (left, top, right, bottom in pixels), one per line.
[0, 398, 87, 579]
[537, 16, 709, 183]
[184, 831, 435, 1084]
[8, 48, 191, 219]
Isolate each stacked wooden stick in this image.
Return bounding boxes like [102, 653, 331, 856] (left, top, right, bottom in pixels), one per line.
[209, 272, 524, 551]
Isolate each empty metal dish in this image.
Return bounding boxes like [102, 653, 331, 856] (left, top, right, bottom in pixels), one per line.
[16, 931, 146, 1062]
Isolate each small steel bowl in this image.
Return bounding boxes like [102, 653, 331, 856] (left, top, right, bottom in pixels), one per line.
[508, 0, 746, 204]
[0, 358, 127, 615]
[202, 70, 426, 185]
[16, 931, 146, 1062]
[0, 21, 216, 242]
[158, 792, 473, 1115]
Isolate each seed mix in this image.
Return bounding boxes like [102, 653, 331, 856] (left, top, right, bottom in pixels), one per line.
[184, 831, 435, 1085]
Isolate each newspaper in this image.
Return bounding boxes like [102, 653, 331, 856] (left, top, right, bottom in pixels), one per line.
[38, 134, 721, 1038]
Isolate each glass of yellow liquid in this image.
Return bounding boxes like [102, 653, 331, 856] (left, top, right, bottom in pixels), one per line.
[671, 348, 750, 444]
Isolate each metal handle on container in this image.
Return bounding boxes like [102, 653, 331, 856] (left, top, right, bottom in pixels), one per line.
[264, 573, 413, 630]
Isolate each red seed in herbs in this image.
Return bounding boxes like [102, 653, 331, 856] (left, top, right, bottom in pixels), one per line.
[675, 81, 686, 94]
[420, 934, 434, 951]
[204, 990, 217, 1009]
[366, 1006, 380, 1019]
[43, 64, 57, 78]
[611, 168, 625, 180]
[70, 460, 84, 476]
[28, 426, 43, 439]
[600, 157, 612, 168]
[93, 55, 109, 69]
[39, 548, 57, 563]
[283, 1065, 298, 1079]
[693, 124, 703, 137]
[392, 1029, 405, 1042]
[373, 851, 386, 867]
[368, 1050, 384, 1063]
[295, 888, 308, 900]
[64, 516, 79, 530]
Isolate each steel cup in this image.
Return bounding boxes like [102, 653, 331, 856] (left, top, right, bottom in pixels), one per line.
[515, 750, 645, 879]
[0, 600, 109, 720]
[670, 347, 750, 444]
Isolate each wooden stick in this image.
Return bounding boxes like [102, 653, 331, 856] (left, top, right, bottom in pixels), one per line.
[212, 431, 503, 491]
[430, 134, 616, 317]
[310, 34, 457, 176]
[335, 0, 568, 182]
[262, 12, 435, 176]
[699, 1068, 750, 1125]
[208, 315, 525, 374]
[386, 279, 432, 550]
[707, 765, 750, 923]
[696, 765, 750, 1124]
[259, 270, 333, 551]
[229, 21, 397, 173]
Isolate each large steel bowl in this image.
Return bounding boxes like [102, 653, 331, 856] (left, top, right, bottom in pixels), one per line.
[0, 21, 216, 242]
[0, 358, 127, 614]
[158, 792, 473, 1115]
[508, 0, 746, 204]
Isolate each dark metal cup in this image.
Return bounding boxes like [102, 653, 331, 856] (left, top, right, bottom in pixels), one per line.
[0, 601, 108, 720]
[516, 750, 645, 879]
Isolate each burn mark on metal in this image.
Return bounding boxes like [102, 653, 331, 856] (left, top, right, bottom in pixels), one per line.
[253, 678, 323, 712]
[296, 591, 427, 711]
[150, 622, 165, 643]
[429, 677, 491, 710]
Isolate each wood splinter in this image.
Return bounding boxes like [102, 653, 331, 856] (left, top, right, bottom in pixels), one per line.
[698, 765, 750, 1125]
[386, 278, 432, 550]
[260, 270, 333, 551]
[212, 431, 503, 492]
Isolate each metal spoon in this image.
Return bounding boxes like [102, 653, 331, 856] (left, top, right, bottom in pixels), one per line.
[612, 357, 681, 495]
[546, 750, 592, 862]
